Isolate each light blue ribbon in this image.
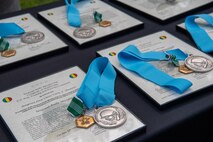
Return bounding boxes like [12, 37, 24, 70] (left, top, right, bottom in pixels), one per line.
[0, 23, 25, 37]
[118, 45, 192, 94]
[185, 14, 213, 53]
[77, 57, 116, 109]
[65, 0, 83, 27]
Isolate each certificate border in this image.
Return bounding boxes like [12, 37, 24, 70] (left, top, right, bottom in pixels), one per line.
[111, 0, 213, 23]
[37, 2, 144, 48]
[0, 66, 146, 142]
[0, 13, 68, 70]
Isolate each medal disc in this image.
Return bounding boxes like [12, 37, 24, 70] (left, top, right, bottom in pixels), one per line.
[99, 21, 112, 27]
[1, 49, 16, 57]
[73, 27, 96, 39]
[76, 115, 95, 128]
[178, 65, 193, 74]
[21, 31, 45, 44]
[94, 106, 127, 128]
[185, 56, 213, 72]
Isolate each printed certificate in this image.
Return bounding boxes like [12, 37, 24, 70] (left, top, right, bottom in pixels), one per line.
[115, 0, 212, 21]
[0, 66, 145, 142]
[97, 31, 213, 106]
[0, 14, 67, 67]
[38, 0, 143, 45]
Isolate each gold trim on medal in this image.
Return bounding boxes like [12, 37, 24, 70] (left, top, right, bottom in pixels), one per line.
[1, 49, 16, 58]
[99, 21, 112, 27]
[179, 65, 193, 74]
[76, 115, 95, 128]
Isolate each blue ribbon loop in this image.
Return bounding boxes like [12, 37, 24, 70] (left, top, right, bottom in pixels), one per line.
[65, 0, 82, 27]
[77, 57, 116, 109]
[118, 45, 192, 94]
[0, 23, 25, 37]
[185, 14, 213, 53]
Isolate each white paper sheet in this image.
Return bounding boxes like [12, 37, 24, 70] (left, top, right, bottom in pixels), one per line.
[0, 14, 67, 67]
[38, 0, 143, 45]
[116, 0, 212, 21]
[97, 31, 213, 106]
[0, 66, 145, 142]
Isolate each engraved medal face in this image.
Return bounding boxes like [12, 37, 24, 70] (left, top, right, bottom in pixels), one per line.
[185, 56, 213, 72]
[73, 27, 96, 39]
[94, 106, 127, 128]
[21, 31, 45, 44]
[1, 49, 16, 57]
[76, 115, 95, 128]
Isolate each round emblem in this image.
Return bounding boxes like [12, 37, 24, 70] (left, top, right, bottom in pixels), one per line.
[73, 27, 96, 39]
[94, 106, 127, 128]
[185, 55, 213, 72]
[21, 31, 45, 44]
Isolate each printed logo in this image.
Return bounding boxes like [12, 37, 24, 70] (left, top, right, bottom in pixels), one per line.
[47, 13, 54, 16]
[159, 36, 167, 40]
[109, 52, 116, 56]
[70, 73, 78, 78]
[21, 17, 28, 21]
[2, 97, 12, 103]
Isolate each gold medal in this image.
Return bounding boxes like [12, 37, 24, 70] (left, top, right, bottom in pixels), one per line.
[179, 65, 193, 74]
[76, 115, 95, 128]
[1, 49, 16, 58]
[99, 21, 112, 27]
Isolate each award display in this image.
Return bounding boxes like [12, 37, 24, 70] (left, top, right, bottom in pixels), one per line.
[0, 66, 145, 142]
[115, 0, 213, 21]
[38, 0, 143, 45]
[0, 14, 67, 67]
[97, 31, 213, 106]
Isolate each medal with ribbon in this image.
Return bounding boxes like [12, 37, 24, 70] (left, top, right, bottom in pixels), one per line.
[67, 57, 121, 128]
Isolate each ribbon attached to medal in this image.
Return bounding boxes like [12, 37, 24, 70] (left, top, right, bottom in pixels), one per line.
[67, 57, 116, 128]
[185, 14, 213, 53]
[118, 45, 193, 94]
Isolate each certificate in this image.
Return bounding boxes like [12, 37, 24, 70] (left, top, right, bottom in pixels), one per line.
[97, 31, 213, 106]
[0, 66, 145, 142]
[0, 14, 67, 67]
[115, 0, 212, 21]
[177, 12, 213, 38]
[38, 0, 143, 45]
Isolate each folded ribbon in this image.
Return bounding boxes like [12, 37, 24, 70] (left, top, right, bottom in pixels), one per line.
[118, 45, 192, 94]
[65, 0, 83, 27]
[76, 57, 116, 109]
[0, 23, 25, 37]
[185, 14, 213, 53]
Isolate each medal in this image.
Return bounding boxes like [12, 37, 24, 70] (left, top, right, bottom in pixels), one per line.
[21, 31, 45, 44]
[0, 38, 10, 52]
[94, 11, 102, 23]
[1, 49, 16, 57]
[179, 65, 193, 74]
[73, 27, 96, 39]
[99, 21, 112, 27]
[76, 115, 95, 128]
[165, 53, 179, 67]
[185, 55, 213, 72]
[94, 106, 127, 128]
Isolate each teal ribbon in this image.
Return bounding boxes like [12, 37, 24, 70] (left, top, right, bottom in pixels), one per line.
[118, 45, 192, 94]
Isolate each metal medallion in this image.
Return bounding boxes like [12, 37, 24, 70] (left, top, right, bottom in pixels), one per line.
[178, 65, 193, 74]
[99, 21, 112, 27]
[76, 115, 95, 128]
[73, 27, 96, 39]
[21, 31, 45, 44]
[1, 49, 16, 58]
[185, 55, 213, 73]
[94, 106, 127, 128]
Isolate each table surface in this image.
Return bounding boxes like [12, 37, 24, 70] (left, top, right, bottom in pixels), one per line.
[0, 1, 212, 142]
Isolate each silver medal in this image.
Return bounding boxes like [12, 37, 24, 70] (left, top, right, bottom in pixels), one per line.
[185, 55, 213, 72]
[73, 27, 96, 39]
[94, 106, 127, 128]
[21, 31, 45, 44]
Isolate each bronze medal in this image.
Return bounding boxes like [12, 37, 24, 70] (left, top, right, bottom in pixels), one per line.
[1, 49, 16, 58]
[99, 21, 112, 27]
[76, 115, 95, 128]
[179, 65, 193, 74]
